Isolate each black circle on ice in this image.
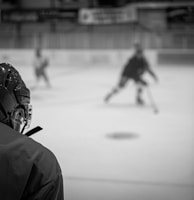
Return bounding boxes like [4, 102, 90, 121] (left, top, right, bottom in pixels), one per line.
[106, 132, 139, 140]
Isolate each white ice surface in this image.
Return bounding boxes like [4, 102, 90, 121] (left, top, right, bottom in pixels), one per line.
[18, 63, 194, 200]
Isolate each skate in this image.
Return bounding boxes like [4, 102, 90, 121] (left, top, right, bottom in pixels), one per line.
[136, 97, 145, 106]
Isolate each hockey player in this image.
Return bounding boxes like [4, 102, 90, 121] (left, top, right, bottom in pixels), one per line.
[104, 44, 158, 105]
[0, 63, 64, 200]
[32, 47, 51, 89]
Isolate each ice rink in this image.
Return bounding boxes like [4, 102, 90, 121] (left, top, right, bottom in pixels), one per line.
[18, 60, 194, 200]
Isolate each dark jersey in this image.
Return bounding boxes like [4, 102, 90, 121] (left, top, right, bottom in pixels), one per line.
[0, 122, 64, 200]
[122, 55, 149, 78]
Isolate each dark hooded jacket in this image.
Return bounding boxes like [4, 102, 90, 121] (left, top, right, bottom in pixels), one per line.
[0, 122, 64, 200]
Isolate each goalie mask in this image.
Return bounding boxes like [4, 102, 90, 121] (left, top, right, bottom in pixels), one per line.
[0, 63, 32, 133]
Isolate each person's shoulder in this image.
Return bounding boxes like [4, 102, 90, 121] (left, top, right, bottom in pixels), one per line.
[128, 55, 137, 64]
[142, 55, 149, 64]
[1, 123, 58, 164]
[0, 122, 60, 169]
[24, 135, 58, 165]
[25, 136, 62, 182]
[130, 54, 137, 60]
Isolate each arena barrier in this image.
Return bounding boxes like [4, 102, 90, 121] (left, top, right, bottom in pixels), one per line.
[0, 49, 157, 69]
[157, 49, 194, 66]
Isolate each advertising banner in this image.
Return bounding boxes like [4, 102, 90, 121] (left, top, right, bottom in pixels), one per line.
[79, 6, 137, 25]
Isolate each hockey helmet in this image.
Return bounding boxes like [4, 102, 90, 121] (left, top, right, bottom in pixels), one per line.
[0, 63, 32, 133]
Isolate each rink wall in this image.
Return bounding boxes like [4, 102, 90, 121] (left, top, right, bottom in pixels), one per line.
[0, 49, 157, 68]
[157, 49, 194, 66]
[1, 49, 194, 68]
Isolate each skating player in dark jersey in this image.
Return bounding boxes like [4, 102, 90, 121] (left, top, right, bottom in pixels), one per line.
[104, 43, 158, 105]
[0, 63, 64, 200]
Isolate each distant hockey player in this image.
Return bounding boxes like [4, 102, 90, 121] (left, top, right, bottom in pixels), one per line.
[104, 43, 158, 105]
[32, 47, 51, 89]
[0, 63, 64, 199]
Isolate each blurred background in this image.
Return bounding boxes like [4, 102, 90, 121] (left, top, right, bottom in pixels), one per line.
[0, 0, 194, 200]
[1, 0, 194, 50]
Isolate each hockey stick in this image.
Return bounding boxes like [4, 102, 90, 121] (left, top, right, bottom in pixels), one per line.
[25, 126, 43, 137]
[146, 86, 159, 114]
